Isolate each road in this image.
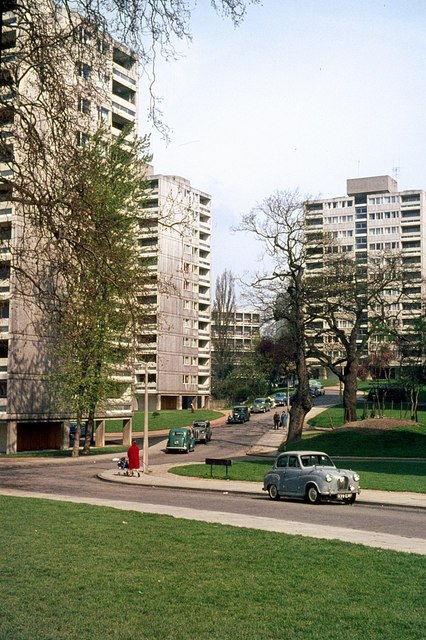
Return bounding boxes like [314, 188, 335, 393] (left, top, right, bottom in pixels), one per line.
[1, 398, 425, 547]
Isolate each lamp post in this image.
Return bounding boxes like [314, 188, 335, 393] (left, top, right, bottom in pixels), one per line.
[142, 362, 149, 473]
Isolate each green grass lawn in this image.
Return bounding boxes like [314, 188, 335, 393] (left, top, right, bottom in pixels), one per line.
[1, 496, 425, 640]
[308, 403, 426, 429]
[106, 408, 224, 433]
[286, 423, 426, 458]
[170, 458, 426, 493]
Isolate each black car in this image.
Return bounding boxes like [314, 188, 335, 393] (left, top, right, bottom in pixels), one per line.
[192, 420, 212, 443]
[227, 405, 250, 424]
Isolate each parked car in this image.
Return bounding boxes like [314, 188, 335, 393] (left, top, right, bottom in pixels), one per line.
[251, 397, 272, 413]
[273, 392, 288, 406]
[309, 380, 325, 396]
[69, 421, 87, 443]
[227, 405, 250, 424]
[192, 420, 212, 443]
[263, 450, 360, 504]
[166, 427, 195, 453]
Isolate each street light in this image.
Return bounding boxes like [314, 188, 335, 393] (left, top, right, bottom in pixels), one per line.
[142, 362, 149, 473]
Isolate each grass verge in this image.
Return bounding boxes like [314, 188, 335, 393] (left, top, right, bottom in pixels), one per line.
[1, 496, 425, 640]
[106, 408, 224, 433]
[286, 424, 426, 458]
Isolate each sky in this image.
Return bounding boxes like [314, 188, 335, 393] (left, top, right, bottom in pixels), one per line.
[137, 0, 426, 303]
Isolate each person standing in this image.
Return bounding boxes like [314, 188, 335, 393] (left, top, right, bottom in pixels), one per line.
[273, 411, 280, 430]
[127, 440, 141, 477]
[280, 407, 288, 429]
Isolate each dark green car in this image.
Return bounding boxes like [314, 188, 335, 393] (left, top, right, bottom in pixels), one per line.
[166, 427, 195, 454]
[227, 405, 250, 424]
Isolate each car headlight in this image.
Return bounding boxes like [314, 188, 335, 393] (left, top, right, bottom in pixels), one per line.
[325, 474, 333, 483]
[353, 473, 360, 482]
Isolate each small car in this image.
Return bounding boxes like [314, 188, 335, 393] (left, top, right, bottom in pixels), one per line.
[227, 405, 250, 424]
[251, 397, 271, 413]
[309, 380, 325, 396]
[263, 450, 360, 504]
[273, 392, 287, 406]
[192, 420, 212, 443]
[166, 427, 195, 453]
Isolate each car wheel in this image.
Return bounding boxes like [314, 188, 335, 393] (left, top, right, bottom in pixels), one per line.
[268, 484, 281, 501]
[305, 484, 321, 504]
[343, 494, 356, 505]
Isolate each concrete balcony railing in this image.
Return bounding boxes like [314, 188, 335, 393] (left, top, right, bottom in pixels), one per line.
[111, 98, 136, 120]
[113, 67, 137, 87]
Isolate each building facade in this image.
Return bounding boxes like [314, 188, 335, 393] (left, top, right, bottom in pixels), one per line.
[135, 173, 212, 411]
[211, 310, 260, 353]
[0, 3, 138, 452]
[305, 175, 425, 375]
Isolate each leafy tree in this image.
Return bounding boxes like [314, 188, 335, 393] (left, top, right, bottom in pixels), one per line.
[255, 328, 297, 389]
[393, 317, 426, 421]
[13, 126, 152, 455]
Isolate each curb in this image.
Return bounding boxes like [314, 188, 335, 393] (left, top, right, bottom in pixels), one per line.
[97, 469, 426, 510]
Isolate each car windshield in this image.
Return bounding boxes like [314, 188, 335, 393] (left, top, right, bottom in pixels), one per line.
[172, 431, 185, 436]
[254, 398, 265, 403]
[300, 454, 335, 467]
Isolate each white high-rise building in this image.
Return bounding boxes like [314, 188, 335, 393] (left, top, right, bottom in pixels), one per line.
[305, 175, 425, 375]
[135, 173, 211, 411]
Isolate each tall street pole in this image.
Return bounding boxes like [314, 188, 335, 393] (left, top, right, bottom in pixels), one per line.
[142, 362, 149, 472]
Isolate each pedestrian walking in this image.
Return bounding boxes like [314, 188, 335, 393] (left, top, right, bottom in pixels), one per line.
[127, 440, 141, 477]
[273, 411, 280, 430]
[280, 407, 288, 429]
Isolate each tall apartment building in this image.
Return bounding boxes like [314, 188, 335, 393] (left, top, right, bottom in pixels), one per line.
[136, 174, 212, 411]
[305, 175, 425, 374]
[0, 2, 139, 452]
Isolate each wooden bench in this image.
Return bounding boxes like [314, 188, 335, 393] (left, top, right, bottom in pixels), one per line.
[205, 458, 232, 478]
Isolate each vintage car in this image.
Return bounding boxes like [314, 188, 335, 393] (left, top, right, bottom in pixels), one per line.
[309, 380, 325, 396]
[263, 450, 360, 504]
[192, 420, 212, 443]
[166, 427, 195, 453]
[227, 405, 250, 424]
[273, 392, 288, 406]
[251, 397, 272, 413]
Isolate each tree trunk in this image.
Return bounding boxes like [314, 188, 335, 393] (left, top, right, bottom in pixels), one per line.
[83, 407, 95, 455]
[343, 358, 358, 423]
[71, 410, 82, 458]
[286, 303, 312, 444]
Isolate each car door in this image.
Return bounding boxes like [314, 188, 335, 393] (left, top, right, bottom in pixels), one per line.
[282, 455, 302, 495]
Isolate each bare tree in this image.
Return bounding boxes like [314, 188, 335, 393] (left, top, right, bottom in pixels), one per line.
[239, 191, 312, 444]
[212, 269, 236, 383]
[305, 248, 410, 422]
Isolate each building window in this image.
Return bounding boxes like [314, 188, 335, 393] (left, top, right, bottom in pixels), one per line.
[78, 97, 91, 114]
[98, 106, 109, 122]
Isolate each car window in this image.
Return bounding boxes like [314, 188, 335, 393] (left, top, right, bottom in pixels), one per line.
[288, 456, 300, 468]
[301, 456, 311, 467]
[277, 456, 288, 468]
